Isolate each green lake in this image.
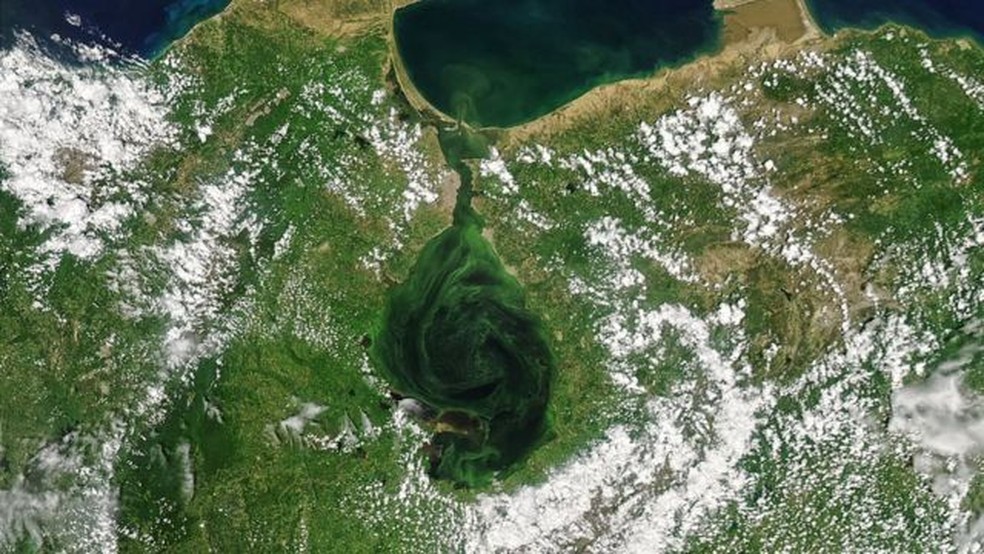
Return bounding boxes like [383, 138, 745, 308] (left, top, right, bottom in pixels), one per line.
[372, 129, 554, 486]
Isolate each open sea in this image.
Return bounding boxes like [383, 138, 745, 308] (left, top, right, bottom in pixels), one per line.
[807, 0, 984, 43]
[0, 0, 229, 59]
[1, 0, 982, 109]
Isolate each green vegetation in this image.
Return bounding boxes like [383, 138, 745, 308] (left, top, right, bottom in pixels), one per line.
[105, 8, 462, 549]
[2, 0, 984, 549]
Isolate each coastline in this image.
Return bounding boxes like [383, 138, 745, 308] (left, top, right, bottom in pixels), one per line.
[503, 0, 823, 142]
[211, 0, 981, 138]
[385, 6, 459, 127]
[387, 0, 823, 133]
[144, 0, 231, 59]
[802, 0, 984, 48]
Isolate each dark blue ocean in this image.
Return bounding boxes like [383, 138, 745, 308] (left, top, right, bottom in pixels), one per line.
[1, 0, 981, 66]
[807, 0, 984, 44]
[0, 0, 229, 58]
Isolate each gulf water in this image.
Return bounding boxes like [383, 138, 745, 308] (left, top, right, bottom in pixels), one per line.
[394, 0, 722, 128]
[396, 0, 984, 129]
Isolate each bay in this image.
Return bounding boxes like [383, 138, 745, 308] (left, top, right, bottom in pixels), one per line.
[394, 0, 722, 128]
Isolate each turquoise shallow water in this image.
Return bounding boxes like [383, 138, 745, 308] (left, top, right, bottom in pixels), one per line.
[394, 0, 722, 128]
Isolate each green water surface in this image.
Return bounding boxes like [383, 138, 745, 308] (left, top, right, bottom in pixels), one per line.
[372, 129, 554, 486]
